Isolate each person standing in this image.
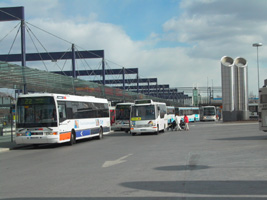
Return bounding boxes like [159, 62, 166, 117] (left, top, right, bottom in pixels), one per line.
[184, 114, 189, 131]
[175, 114, 182, 131]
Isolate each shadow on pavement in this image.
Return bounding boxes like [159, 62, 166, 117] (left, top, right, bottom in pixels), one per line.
[211, 135, 267, 141]
[1, 197, 267, 200]
[154, 165, 210, 171]
[120, 180, 267, 195]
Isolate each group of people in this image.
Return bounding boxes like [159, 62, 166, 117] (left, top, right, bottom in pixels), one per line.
[170, 114, 189, 131]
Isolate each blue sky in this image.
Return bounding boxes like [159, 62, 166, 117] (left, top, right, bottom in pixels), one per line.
[0, 0, 267, 97]
[62, 0, 181, 41]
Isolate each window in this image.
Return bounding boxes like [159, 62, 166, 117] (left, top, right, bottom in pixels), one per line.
[158, 104, 167, 118]
[132, 105, 156, 120]
[16, 97, 57, 128]
[58, 102, 67, 122]
[58, 100, 109, 119]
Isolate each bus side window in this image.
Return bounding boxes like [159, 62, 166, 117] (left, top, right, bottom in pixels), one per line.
[58, 103, 67, 122]
[66, 108, 73, 119]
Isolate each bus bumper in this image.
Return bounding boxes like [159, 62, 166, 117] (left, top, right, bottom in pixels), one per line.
[15, 136, 59, 144]
[130, 127, 158, 134]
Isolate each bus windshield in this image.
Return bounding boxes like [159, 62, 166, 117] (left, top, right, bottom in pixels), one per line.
[131, 105, 156, 120]
[204, 108, 215, 116]
[116, 105, 131, 120]
[17, 97, 57, 128]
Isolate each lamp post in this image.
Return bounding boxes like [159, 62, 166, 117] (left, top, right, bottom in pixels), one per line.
[252, 42, 263, 93]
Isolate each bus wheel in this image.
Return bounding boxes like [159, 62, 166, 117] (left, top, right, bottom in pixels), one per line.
[98, 127, 103, 140]
[155, 126, 159, 135]
[33, 144, 39, 148]
[69, 131, 76, 145]
[131, 131, 136, 136]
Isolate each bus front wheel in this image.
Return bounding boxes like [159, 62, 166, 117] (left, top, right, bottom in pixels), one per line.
[131, 131, 136, 136]
[155, 126, 159, 135]
[69, 130, 76, 145]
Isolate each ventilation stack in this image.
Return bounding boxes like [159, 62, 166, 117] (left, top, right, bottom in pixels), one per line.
[233, 57, 249, 120]
[220, 56, 249, 121]
[221, 56, 235, 121]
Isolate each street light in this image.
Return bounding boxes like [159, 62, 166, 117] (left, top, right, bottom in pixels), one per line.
[252, 42, 263, 93]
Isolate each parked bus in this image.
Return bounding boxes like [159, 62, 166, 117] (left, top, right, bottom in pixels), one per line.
[200, 106, 216, 121]
[130, 99, 168, 135]
[248, 103, 258, 120]
[259, 84, 267, 132]
[15, 93, 110, 145]
[112, 102, 133, 132]
[175, 107, 200, 122]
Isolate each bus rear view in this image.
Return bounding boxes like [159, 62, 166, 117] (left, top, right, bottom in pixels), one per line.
[113, 103, 133, 132]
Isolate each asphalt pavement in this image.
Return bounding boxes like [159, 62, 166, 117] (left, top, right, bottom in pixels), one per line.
[1, 120, 265, 199]
[0, 120, 258, 153]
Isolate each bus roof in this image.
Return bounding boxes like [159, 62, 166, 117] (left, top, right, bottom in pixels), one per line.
[177, 107, 199, 110]
[115, 102, 134, 106]
[134, 99, 166, 105]
[17, 93, 108, 103]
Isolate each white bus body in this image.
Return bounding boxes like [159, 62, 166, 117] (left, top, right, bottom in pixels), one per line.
[259, 86, 267, 132]
[130, 99, 168, 135]
[200, 106, 216, 121]
[113, 102, 133, 132]
[175, 107, 200, 122]
[15, 93, 110, 145]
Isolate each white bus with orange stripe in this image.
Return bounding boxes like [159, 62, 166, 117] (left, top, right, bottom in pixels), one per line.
[15, 93, 110, 145]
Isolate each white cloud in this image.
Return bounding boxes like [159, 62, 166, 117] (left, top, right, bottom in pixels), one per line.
[159, 0, 267, 95]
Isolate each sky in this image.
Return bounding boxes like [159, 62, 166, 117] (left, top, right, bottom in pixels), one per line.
[0, 0, 267, 97]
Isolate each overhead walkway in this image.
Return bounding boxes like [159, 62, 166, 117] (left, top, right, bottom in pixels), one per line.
[0, 61, 181, 106]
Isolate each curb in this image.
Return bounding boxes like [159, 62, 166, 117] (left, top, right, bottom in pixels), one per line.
[0, 148, 10, 153]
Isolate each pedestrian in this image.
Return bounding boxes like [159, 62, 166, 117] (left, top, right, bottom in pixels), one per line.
[184, 114, 189, 131]
[175, 114, 182, 131]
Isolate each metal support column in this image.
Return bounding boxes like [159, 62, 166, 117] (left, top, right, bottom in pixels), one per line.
[148, 80, 150, 96]
[71, 44, 76, 78]
[102, 57, 105, 85]
[123, 67, 125, 90]
[137, 69, 139, 93]
[21, 8, 27, 94]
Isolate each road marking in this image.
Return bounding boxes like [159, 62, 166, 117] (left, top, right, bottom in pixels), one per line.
[102, 154, 133, 168]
